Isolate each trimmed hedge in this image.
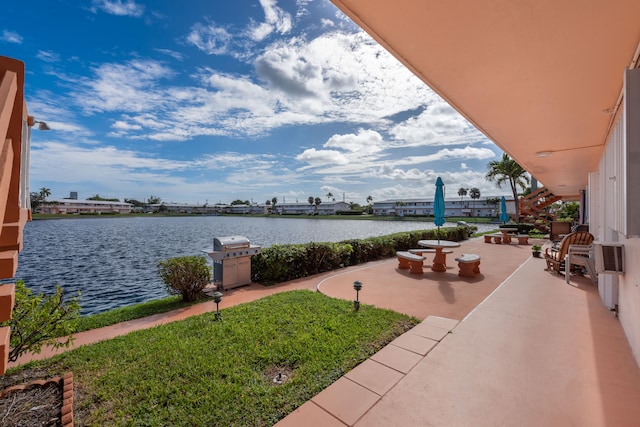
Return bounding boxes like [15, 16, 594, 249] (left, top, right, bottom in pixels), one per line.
[499, 223, 535, 234]
[251, 226, 470, 285]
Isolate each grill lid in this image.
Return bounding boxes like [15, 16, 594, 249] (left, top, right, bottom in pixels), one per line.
[213, 235, 251, 251]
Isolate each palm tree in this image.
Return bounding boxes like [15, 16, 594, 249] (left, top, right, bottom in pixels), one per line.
[271, 197, 277, 214]
[457, 187, 468, 202]
[486, 153, 530, 222]
[326, 192, 333, 201]
[366, 195, 373, 214]
[314, 197, 322, 213]
[469, 188, 481, 216]
[308, 196, 314, 214]
[39, 187, 51, 199]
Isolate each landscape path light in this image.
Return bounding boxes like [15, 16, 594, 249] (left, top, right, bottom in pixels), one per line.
[212, 291, 223, 321]
[353, 280, 363, 311]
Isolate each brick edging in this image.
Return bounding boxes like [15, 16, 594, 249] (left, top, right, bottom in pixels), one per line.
[61, 372, 74, 427]
[0, 371, 74, 426]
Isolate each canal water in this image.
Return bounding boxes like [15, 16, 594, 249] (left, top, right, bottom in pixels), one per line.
[7, 216, 495, 315]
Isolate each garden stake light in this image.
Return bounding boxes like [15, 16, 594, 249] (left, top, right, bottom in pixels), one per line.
[353, 280, 363, 311]
[213, 291, 223, 321]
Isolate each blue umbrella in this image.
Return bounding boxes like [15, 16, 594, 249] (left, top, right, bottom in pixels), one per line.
[434, 177, 445, 241]
[500, 196, 509, 223]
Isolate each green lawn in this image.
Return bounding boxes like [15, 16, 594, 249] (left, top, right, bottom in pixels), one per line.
[14, 290, 418, 426]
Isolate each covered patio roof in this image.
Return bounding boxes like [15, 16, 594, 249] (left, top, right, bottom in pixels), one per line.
[331, 0, 640, 197]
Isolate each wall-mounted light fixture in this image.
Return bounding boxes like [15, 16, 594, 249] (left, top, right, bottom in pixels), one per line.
[33, 120, 50, 130]
[27, 116, 51, 130]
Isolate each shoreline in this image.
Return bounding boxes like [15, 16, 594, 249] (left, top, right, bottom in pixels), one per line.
[31, 212, 498, 224]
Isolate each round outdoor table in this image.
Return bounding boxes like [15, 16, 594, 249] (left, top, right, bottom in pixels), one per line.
[418, 240, 461, 272]
[499, 227, 518, 244]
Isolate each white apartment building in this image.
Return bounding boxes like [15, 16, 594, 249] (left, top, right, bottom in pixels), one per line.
[37, 199, 132, 215]
[372, 197, 514, 218]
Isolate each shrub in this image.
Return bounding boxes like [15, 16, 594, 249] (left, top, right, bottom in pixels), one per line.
[1, 280, 81, 363]
[157, 256, 211, 301]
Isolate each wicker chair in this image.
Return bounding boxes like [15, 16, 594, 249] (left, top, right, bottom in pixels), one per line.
[544, 231, 594, 274]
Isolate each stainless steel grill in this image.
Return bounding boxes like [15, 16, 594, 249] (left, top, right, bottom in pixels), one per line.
[204, 235, 261, 290]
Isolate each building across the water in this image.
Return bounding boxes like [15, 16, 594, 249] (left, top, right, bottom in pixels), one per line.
[372, 197, 514, 218]
[37, 199, 132, 215]
[272, 201, 351, 215]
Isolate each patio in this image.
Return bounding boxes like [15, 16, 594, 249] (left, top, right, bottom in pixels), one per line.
[279, 237, 640, 426]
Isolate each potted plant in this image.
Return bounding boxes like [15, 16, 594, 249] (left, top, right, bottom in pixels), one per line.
[531, 244, 542, 258]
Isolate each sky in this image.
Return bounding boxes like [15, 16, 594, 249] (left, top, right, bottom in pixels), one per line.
[2, 0, 509, 206]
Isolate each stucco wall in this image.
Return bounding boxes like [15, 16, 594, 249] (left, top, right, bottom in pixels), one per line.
[618, 237, 640, 367]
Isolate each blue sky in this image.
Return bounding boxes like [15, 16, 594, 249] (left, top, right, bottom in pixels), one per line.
[2, 0, 505, 205]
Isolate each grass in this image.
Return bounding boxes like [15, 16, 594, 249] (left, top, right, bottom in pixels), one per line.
[14, 290, 418, 426]
[75, 294, 209, 333]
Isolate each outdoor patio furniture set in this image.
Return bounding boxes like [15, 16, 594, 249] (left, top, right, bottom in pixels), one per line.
[484, 228, 529, 245]
[396, 239, 481, 278]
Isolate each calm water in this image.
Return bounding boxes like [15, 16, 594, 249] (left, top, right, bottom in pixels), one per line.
[8, 216, 494, 315]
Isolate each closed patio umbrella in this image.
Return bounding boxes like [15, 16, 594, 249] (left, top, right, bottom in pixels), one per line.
[500, 196, 509, 223]
[434, 177, 445, 241]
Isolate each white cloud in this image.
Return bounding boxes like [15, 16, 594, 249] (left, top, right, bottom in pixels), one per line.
[395, 147, 496, 166]
[64, 30, 430, 142]
[324, 129, 385, 155]
[1, 30, 23, 44]
[253, 31, 429, 118]
[389, 101, 487, 147]
[296, 148, 349, 166]
[378, 166, 430, 181]
[73, 59, 174, 114]
[111, 120, 142, 131]
[255, 41, 326, 99]
[154, 48, 184, 61]
[186, 23, 233, 55]
[36, 50, 61, 63]
[92, 0, 144, 17]
[320, 19, 335, 28]
[248, 0, 293, 42]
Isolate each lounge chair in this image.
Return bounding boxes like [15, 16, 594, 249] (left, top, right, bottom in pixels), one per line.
[544, 231, 594, 274]
[565, 244, 597, 285]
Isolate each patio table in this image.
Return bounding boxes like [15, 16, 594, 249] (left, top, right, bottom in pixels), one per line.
[499, 227, 518, 244]
[418, 240, 461, 272]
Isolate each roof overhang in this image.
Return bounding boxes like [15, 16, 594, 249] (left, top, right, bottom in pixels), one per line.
[331, 0, 640, 197]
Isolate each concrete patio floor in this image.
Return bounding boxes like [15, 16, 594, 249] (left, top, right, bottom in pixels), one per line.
[10, 236, 640, 426]
[279, 239, 640, 426]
